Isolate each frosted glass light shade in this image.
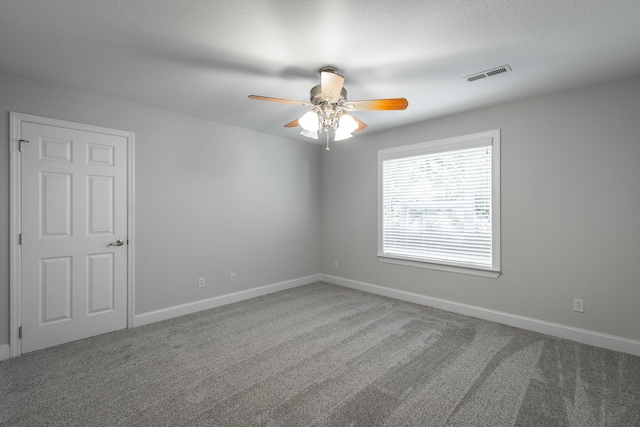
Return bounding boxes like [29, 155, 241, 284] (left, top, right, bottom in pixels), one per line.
[338, 114, 358, 133]
[334, 114, 358, 141]
[299, 111, 320, 132]
[300, 129, 318, 139]
[334, 130, 353, 141]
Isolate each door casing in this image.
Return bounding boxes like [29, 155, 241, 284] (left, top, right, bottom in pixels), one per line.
[9, 112, 136, 358]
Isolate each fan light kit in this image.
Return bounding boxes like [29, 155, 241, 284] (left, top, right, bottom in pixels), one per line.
[249, 66, 408, 150]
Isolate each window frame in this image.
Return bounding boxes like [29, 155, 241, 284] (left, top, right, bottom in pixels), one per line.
[377, 129, 501, 278]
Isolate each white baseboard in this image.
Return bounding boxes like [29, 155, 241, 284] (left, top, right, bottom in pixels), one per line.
[0, 344, 10, 361]
[9, 273, 638, 358]
[321, 274, 640, 357]
[133, 274, 321, 327]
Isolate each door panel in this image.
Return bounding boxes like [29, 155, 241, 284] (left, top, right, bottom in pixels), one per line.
[41, 137, 72, 162]
[40, 256, 72, 323]
[87, 175, 114, 235]
[87, 253, 115, 314]
[21, 121, 128, 353]
[41, 172, 72, 237]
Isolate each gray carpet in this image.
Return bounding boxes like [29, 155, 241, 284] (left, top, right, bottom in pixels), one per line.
[1, 282, 639, 426]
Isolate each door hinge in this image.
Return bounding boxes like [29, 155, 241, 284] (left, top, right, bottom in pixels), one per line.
[18, 139, 29, 152]
[19, 233, 23, 245]
[19, 326, 23, 339]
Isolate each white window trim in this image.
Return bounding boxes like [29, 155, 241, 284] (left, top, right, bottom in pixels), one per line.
[377, 129, 501, 278]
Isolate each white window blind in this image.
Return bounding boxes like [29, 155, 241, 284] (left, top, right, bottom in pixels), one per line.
[378, 130, 500, 275]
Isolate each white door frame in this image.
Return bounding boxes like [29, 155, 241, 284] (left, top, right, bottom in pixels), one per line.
[8, 112, 136, 358]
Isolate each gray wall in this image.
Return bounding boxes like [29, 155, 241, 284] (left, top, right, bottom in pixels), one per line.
[3, 71, 639, 348]
[320, 74, 640, 342]
[0, 72, 321, 345]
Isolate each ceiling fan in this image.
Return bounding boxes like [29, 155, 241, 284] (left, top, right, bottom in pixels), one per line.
[248, 66, 408, 149]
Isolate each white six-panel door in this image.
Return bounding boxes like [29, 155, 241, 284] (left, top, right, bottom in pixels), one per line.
[19, 118, 130, 353]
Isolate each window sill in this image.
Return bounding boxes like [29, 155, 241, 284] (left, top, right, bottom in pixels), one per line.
[378, 255, 501, 279]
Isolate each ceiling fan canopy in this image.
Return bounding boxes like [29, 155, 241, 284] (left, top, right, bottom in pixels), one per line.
[249, 66, 408, 149]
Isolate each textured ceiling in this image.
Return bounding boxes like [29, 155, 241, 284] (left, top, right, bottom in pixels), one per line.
[1, 0, 640, 141]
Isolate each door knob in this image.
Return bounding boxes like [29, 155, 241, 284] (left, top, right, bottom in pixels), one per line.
[109, 239, 125, 247]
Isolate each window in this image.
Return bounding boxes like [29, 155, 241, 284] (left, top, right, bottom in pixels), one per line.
[378, 130, 500, 278]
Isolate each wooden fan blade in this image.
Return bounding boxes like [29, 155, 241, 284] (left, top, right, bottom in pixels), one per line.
[320, 71, 345, 102]
[345, 98, 408, 111]
[248, 95, 311, 106]
[284, 118, 299, 128]
[347, 113, 368, 131]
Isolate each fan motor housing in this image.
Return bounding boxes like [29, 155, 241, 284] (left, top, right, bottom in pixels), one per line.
[310, 84, 347, 105]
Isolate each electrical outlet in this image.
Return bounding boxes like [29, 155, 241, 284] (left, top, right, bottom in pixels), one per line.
[230, 272, 235, 282]
[573, 298, 584, 313]
[198, 278, 205, 288]
[333, 259, 338, 268]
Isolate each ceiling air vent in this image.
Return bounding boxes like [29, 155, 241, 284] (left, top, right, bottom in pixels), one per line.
[464, 65, 512, 82]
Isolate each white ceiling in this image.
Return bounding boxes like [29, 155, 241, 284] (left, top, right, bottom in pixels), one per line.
[1, 1, 640, 141]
